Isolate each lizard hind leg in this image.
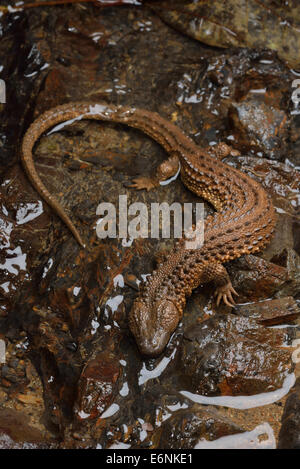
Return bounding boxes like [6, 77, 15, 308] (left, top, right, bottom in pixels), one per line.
[128, 153, 180, 191]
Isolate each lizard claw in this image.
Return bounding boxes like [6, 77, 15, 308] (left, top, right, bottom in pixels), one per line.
[214, 282, 239, 308]
[230, 149, 241, 157]
[127, 176, 157, 191]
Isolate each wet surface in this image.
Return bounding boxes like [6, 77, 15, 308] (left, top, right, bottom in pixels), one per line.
[278, 377, 300, 449]
[0, 1, 299, 449]
[149, 0, 300, 69]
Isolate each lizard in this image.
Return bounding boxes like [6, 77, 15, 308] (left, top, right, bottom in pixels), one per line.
[21, 102, 276, 356]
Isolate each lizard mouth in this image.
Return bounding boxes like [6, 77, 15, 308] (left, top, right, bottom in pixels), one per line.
[137, 333, 171, 357]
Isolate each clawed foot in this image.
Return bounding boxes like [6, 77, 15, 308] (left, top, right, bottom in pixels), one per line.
[128, 176, 158, 191]
[214, 282, 239, 308]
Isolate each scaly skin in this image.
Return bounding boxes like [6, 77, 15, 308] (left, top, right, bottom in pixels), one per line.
[22, 102, 276, 356]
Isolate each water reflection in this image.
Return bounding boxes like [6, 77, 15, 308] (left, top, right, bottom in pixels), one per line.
[180, 373, 295, 410]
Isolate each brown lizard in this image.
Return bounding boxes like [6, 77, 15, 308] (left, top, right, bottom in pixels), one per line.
[22, 102, 276, 356]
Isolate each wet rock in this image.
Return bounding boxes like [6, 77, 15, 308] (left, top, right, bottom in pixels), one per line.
[0, 409, 52, 447]
[229, 99, 287, 159]
[278, 378, 300, 449]
[0, 165, 50, 316]
[150, 0, 300, 68]
[0, 389, 7, 404]
[0, 434, 37, 449]
[229, 254, 288, 303]
[270, 248, 300, 300]
[30, 318, 83, 431]
[229, 250, 300, 303]
[289, 114, 300, 168]
[8, 358, 19, 369]
[0, 13, 48, 170]
[151, 405, 244, 449]
[0, 354, 27, 392]
[179, 313, 291, 396]
[74, 351, 120, 421]
[16, 392, 43, 406]
[264, 221, 297, 264]
[0, 365, 19, 383]
[194, 422, 276, 449]
[236, 297, 300, 326]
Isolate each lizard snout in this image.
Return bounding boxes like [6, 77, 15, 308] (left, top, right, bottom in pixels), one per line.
[130, 299, 180, 357]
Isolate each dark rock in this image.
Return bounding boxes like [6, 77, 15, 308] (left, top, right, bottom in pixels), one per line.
[1, 364, 18, 383]
[229, 254, 289, 303]
[180, 314, 291, 396]
[74, 351, 120, 421]
[278, 379, 300, 449]
[8, 358, 19, 369]
[150, 1, 300, 69]
[151, 405, 244, 449]
[289, 114, 300, 167]
[229, 99, 288, 159]
[236, 297, 300, 326]
[0, 409, 52, 446]
[270, 248, 300, 299]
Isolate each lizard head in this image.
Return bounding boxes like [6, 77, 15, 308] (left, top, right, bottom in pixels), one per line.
[129, 298, 180, 357]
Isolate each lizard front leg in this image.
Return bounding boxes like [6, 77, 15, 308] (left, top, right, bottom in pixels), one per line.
[129, 153, 180, 191]
[202, 262, 239, 308]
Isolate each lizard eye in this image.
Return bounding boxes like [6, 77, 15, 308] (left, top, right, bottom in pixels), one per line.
[157, 300, 179, 331]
